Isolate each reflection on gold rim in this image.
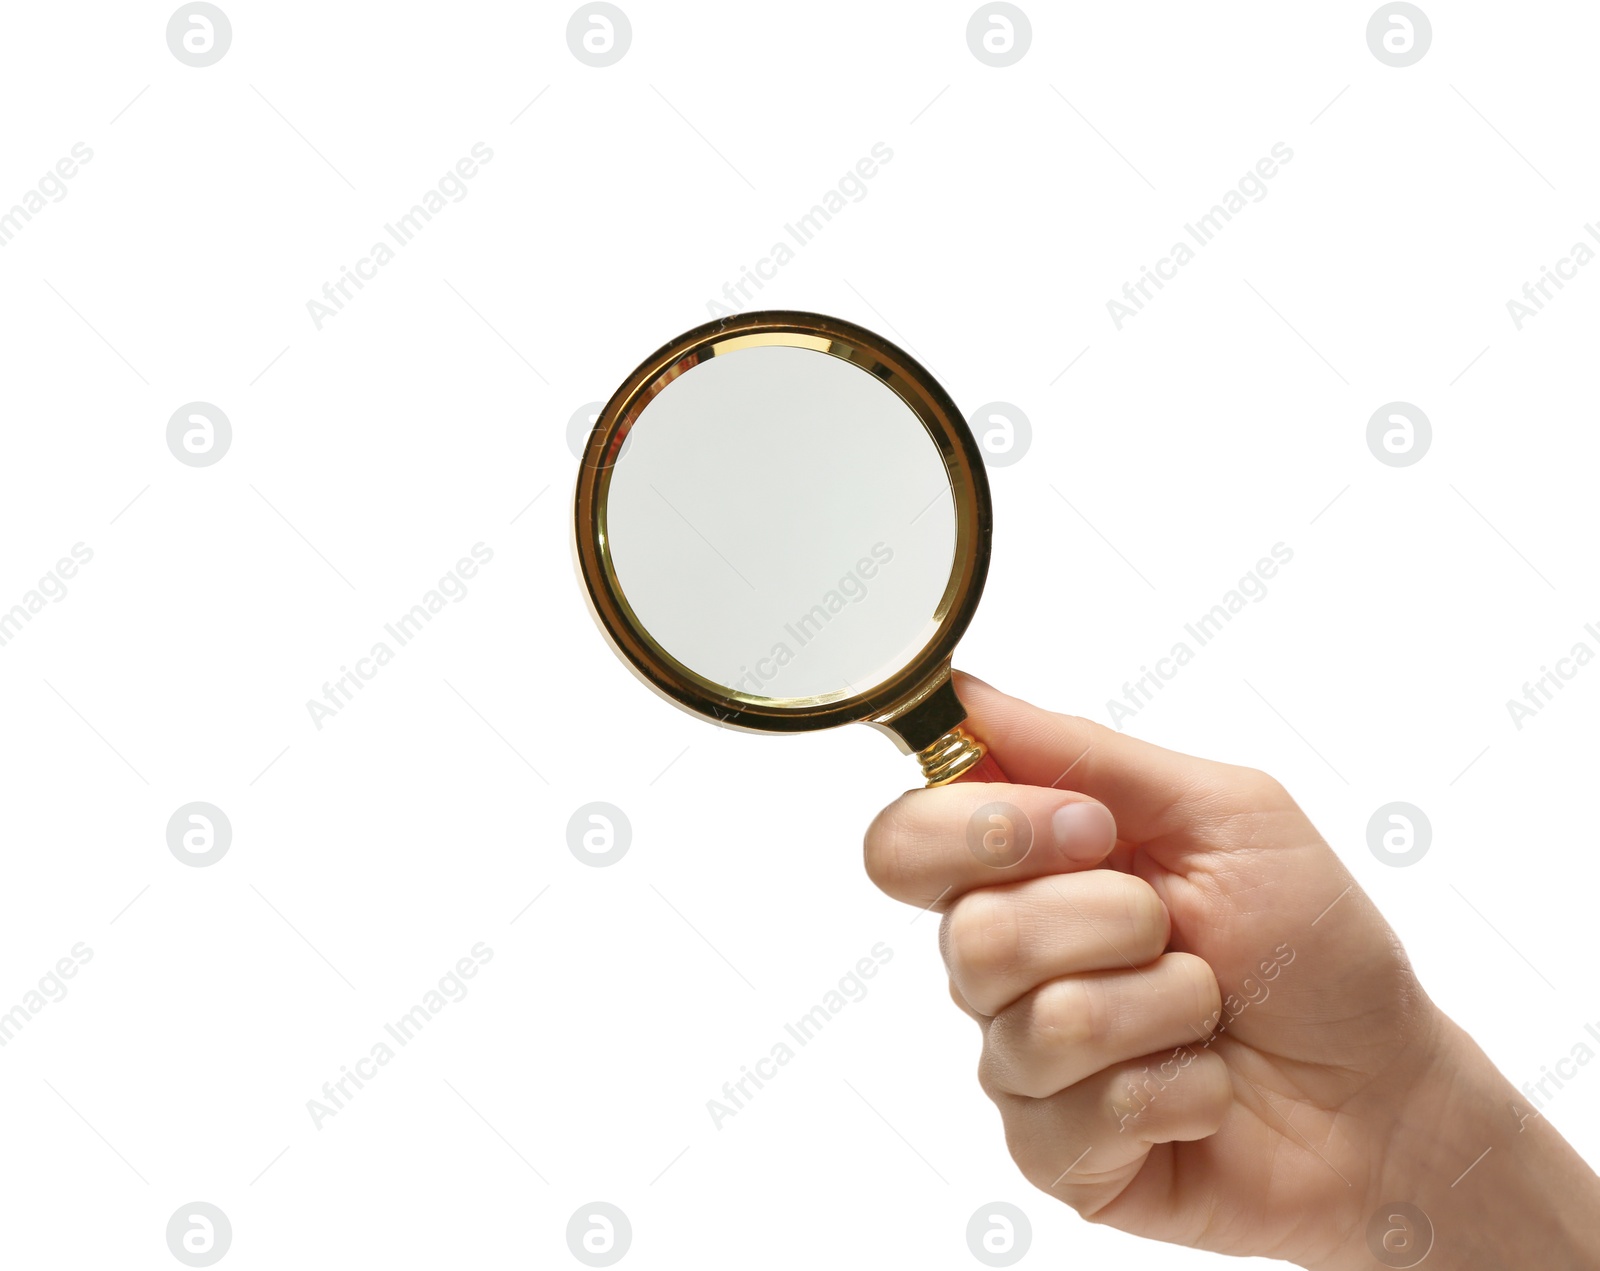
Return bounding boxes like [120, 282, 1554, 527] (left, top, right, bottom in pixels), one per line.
[573, 310, 993, 748]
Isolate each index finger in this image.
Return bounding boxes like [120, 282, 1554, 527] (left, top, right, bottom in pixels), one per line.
[864, 783, 1118, 911]
[953, 672, 1218, 845]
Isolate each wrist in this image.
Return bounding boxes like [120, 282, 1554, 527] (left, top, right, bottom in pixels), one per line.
[1322, 1011, 1600, 1270]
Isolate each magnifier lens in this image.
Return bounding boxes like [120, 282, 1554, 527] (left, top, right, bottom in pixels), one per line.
[607, 343, 956, 703]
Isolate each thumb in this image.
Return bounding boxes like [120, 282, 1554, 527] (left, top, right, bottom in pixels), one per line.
[953, 670, 1220, 844]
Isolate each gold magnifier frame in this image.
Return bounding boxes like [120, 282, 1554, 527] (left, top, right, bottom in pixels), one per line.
[573, 310, 997, 785]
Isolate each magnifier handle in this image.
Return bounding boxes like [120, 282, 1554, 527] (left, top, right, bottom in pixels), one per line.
[922, 724, 1011, 786]
[955, 750, 1011, 784]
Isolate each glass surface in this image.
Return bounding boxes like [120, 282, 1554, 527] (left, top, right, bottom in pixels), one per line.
[606, 343, 957, 701]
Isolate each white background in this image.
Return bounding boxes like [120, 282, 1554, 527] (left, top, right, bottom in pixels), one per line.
[1, 2, 1597, 1267]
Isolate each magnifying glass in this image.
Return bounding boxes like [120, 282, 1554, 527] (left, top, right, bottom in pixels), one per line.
[572, 310, 1009, 787]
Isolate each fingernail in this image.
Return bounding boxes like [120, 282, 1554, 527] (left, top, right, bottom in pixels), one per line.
[1051, 801, 1115, 862]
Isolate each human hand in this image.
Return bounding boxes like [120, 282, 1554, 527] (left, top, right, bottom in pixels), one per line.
[864, 674, 1600, 1268]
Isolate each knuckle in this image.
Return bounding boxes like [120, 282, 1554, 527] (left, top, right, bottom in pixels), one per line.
[983, 980, 1094, 1100]
[1106, 872, 1169, 954]
[944, 889, 1023, 990]
[975, 1041, 1008, 1101]
[1165, 951, 1222, 1029]
[1121, 1047, 1230, 1143]
[975, 1032, 1032, 1104]
[1227, 765, 1291, 810]
[1029, 976, 1098, 1051]
[1051, 711, 1108, 754]
[861, 799, 912, 892]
